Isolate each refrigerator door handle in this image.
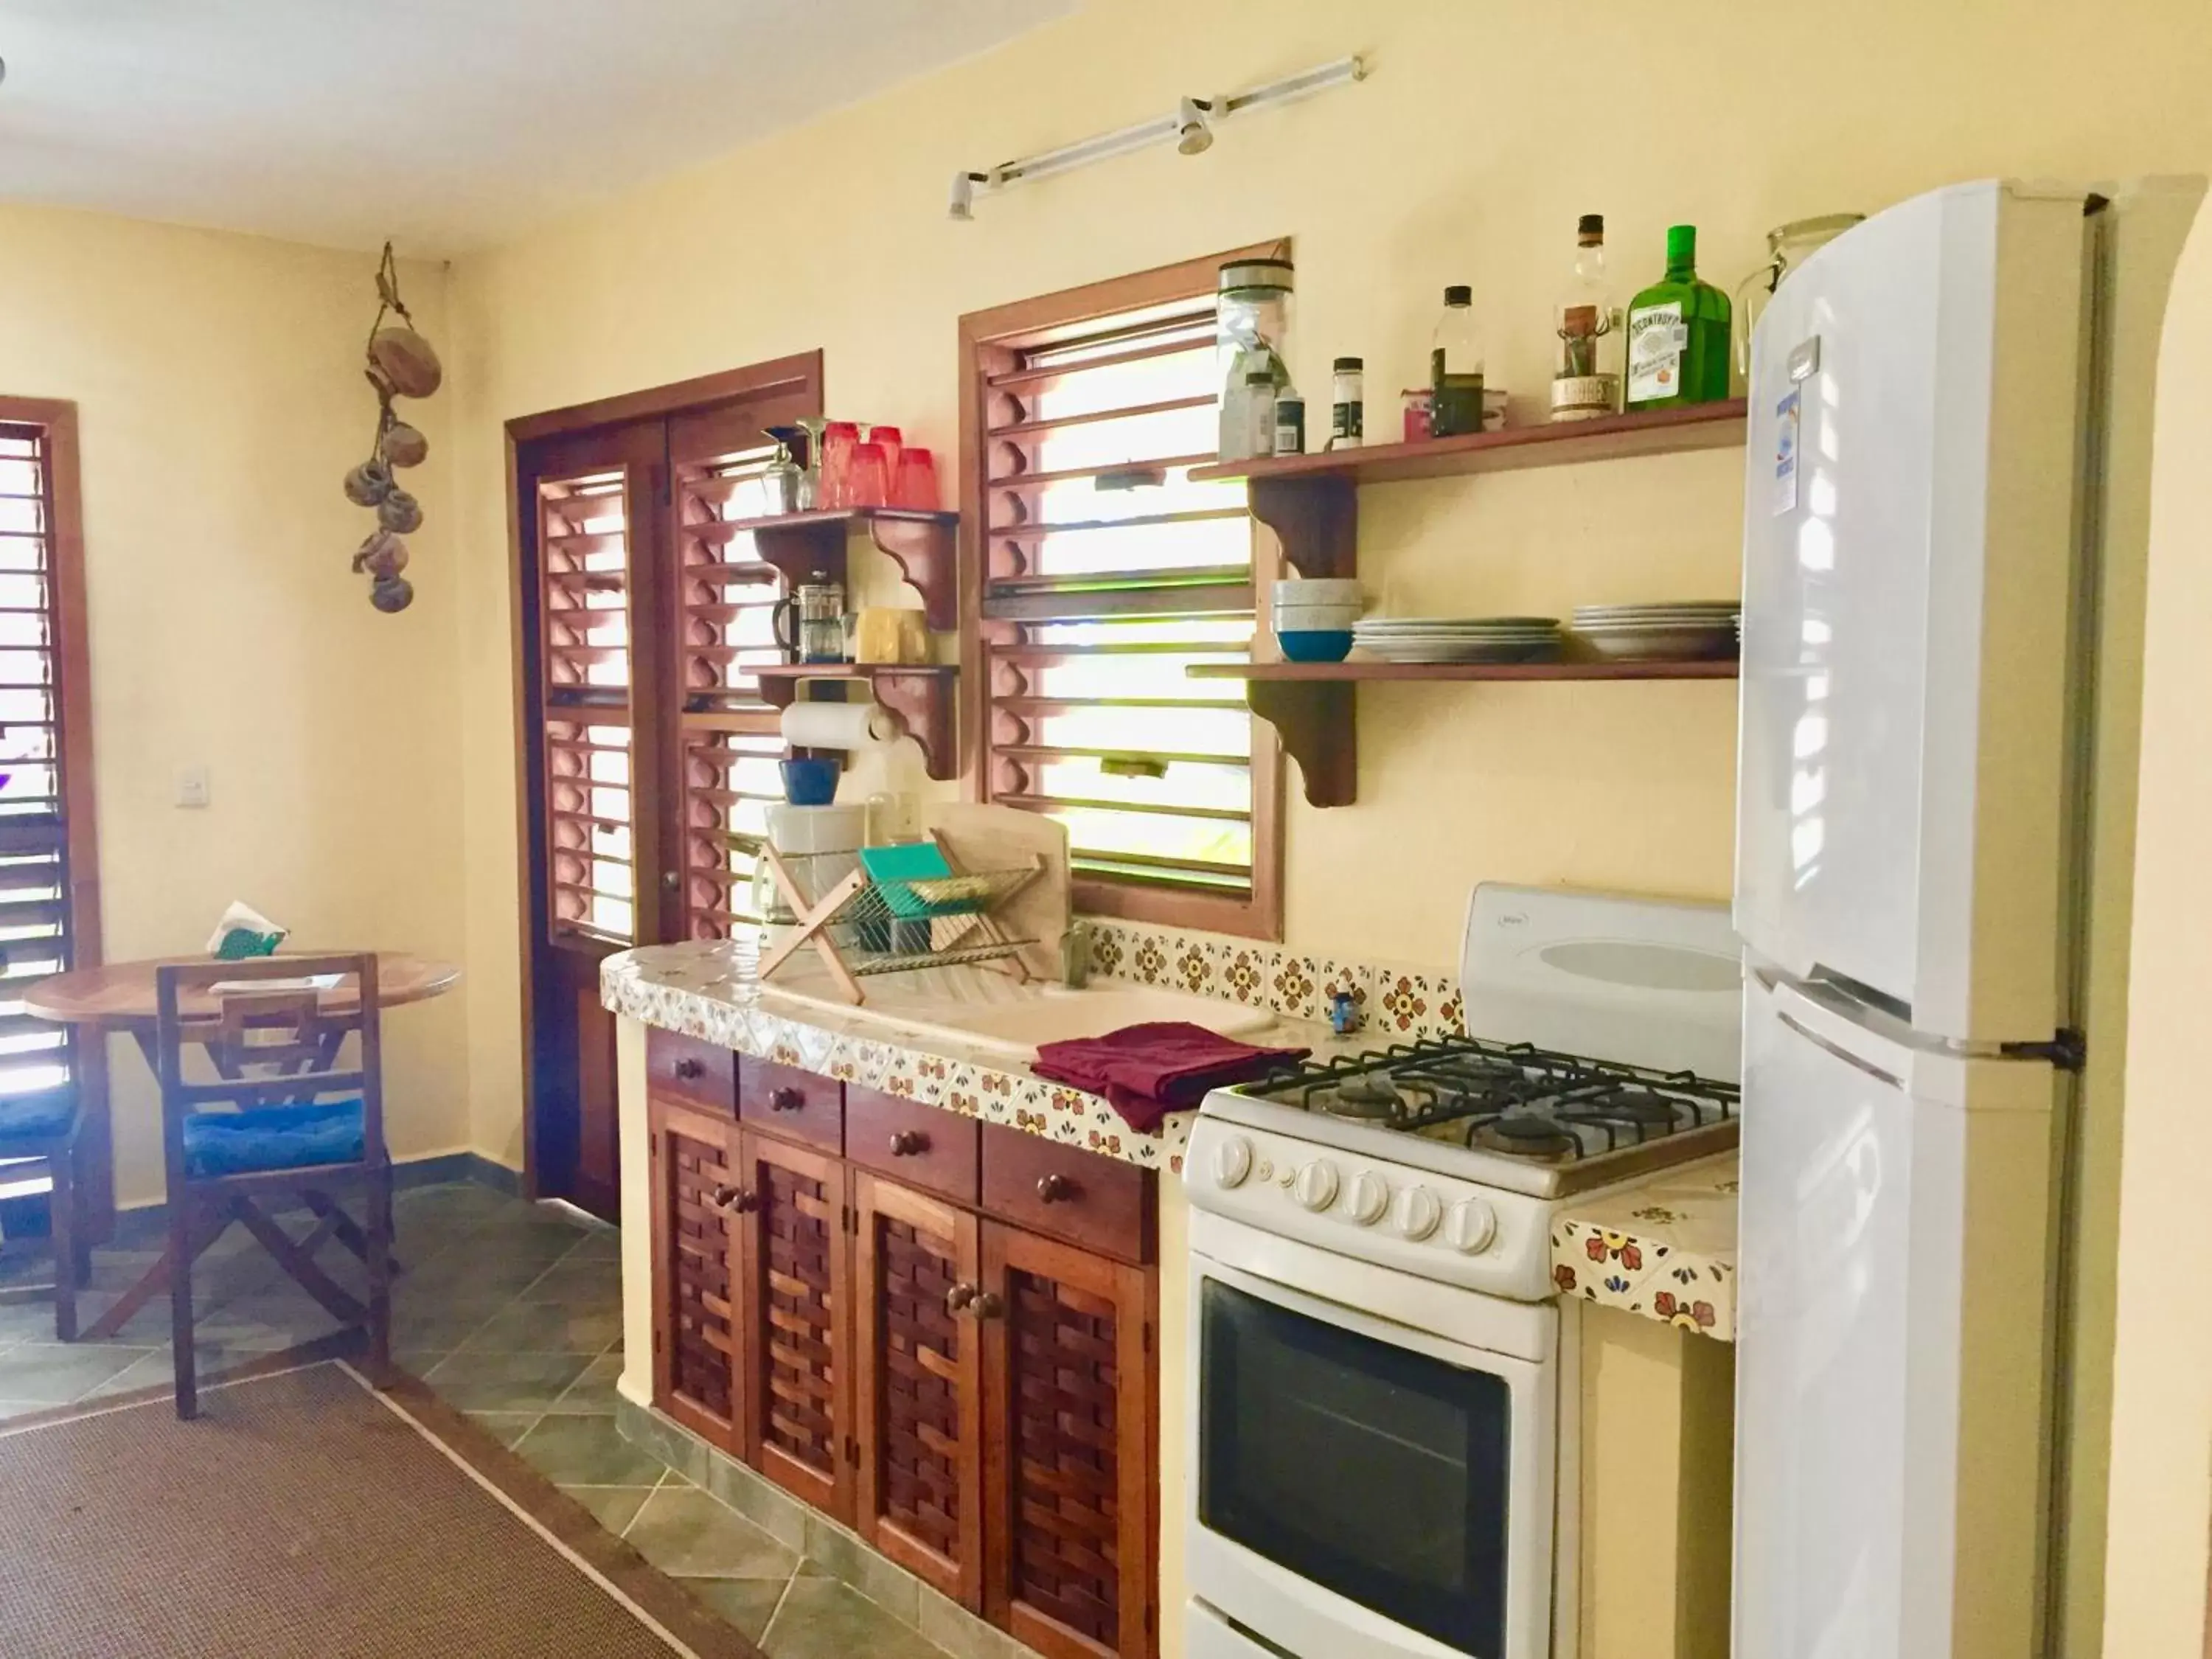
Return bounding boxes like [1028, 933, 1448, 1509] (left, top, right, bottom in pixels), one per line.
[1775, 1006, 1907, 1091]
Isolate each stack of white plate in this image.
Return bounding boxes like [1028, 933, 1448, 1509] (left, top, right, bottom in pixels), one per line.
[1571, 602, 1741, 662]
[1352, 616, 1562, 664]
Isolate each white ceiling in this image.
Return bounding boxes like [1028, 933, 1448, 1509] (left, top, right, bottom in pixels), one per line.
[0, 0, 1070, 254]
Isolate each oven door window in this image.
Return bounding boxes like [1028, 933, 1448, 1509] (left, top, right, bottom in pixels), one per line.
[1200, 1276, 1512, 1655]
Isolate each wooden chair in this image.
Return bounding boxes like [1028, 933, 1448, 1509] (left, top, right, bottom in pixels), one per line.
[155, 954, 392, 1420]
[0, 1086, 89, 1340]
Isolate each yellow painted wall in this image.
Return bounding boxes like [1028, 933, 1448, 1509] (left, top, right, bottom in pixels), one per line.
[0, 203, 470, 1207]
[2102, 192, 2212, 1659]
[445, 15, 2212, 1649]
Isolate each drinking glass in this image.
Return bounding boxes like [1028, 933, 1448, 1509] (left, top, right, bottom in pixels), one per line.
[818, 421, 859, 509]
[893, 446, 942, 510]
[868, 425, 904, 488]
[848, 441, 891, 509]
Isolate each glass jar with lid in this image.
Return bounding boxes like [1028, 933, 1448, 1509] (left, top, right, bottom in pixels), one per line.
[1217, 257, 1295, 458]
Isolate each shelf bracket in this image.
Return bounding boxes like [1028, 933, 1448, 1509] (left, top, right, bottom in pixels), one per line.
[1249, 476, 1357, 581]
[868, 516, 959, 631]
[1246, 678, 1356, 807]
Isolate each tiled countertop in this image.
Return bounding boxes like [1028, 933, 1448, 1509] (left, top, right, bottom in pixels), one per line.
[1551, 1154, 1740, 1340]
[607, 937, 1739, 1338]
[602, 939, 1341, 1172]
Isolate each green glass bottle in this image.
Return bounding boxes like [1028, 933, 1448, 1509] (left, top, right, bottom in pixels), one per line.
[1624, 225, 1731, 409]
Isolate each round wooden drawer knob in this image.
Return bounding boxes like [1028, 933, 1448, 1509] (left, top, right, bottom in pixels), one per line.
[769, 1088, 804, 1112]
[945, 1281, 977, 1315]
[970, 1290, 1005, 1319]
[1035, 1173, 1074, 1203]
[674, 1058, 706, 1079]
[888, 1130, 929, 1158]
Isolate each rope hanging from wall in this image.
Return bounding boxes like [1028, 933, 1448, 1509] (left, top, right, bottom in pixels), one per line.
[342, 240, 441, 613]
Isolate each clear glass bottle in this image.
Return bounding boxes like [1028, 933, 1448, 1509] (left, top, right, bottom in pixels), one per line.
[1216, 257, 1294, 457]
[1329, 357, 1365, 448]
[1430, 286, 1486, 437]
[1626, 225, 1733, 410]
[1552, 215, 1621, 422]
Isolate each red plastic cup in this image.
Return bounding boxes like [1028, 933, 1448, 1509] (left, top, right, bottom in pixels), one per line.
[868, 425, 904, 487]
[818, 421, 859, 509]
[848, 442, 891, 508]
[892, 447, 941, 511]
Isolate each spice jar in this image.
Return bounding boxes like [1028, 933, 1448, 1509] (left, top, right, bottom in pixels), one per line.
[1401, 388, 1434, 444]
[1329, 357, 1364, 448]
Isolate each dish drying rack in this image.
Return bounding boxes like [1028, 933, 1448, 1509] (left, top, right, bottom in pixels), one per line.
[741, 830, 1046, 1005]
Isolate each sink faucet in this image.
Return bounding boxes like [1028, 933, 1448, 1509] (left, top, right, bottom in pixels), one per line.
[1060, 920, 1094, 989]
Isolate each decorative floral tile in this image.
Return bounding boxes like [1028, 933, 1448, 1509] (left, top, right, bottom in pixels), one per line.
[1371, 967, 1462, 1042]
[1268, 953, 1324, 1023]
[1548, 1158, 1739, 1340]
[1207, 940, 1278, 1009]
[1088, 925, 1128, 980]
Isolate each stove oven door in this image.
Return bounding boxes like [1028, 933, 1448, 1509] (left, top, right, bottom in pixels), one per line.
[1188, 1216, 1560, 1659]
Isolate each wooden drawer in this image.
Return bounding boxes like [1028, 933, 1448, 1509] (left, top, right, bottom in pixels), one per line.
[738, 1057, 844, 1152]
[645, 1029, 737, 1116]
[844, 1088, 980, 1205]
[980, 1122, 1153, 1265]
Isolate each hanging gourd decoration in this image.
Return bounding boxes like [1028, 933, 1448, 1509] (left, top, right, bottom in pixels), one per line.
[344, 240, 439, 613]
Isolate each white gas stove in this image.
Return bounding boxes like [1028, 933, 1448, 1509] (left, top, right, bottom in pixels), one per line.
[1183, 886, 1742, 1659]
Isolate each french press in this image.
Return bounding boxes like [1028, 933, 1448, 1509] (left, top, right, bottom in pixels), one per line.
[773, 571, 847, 664]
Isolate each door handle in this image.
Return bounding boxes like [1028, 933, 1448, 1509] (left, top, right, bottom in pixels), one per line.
[1035, 1173, 1074, 1203]
[970, 1290, 1005, 1320]
[945, 1281, 976, 1315]
[661, 869, 681, 890]
[768, 1087, 805, 1112]
[888, 1130, 928, 1158]
[674, 1058, 705, 1079]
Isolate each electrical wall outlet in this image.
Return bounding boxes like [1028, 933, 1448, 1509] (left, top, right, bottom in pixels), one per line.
[176, 766, 210, 809]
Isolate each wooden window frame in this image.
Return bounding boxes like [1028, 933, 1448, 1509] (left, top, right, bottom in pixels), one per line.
[0, 394, 109, 1234]
[958, 244, 1287, 941]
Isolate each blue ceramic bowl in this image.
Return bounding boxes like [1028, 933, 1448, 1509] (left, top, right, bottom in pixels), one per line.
[1276, 628, 1354, 664]
[780, 757, 843, 805]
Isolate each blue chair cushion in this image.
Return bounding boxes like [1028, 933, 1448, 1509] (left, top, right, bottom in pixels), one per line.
[181, 1099, 366, 1179]
[0, 1090, 77, 1155]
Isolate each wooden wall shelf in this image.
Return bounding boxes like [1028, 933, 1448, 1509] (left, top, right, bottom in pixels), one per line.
[1187, 656, 1740, 808]
[1189, 401, 1748, 579]
[748, 663, 959, 781]
[695, 508, 960, 630]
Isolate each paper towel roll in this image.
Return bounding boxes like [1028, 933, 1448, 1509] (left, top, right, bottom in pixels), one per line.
[779, 700, 901, 749]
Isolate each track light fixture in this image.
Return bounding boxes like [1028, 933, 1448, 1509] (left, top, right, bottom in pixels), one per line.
[1175, 97, 1216, 156]
[947, 54, 1364, 222]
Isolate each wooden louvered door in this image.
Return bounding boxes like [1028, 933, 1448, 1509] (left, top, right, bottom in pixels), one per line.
[737, 1129, 854, 1523]
[982, 1222, 1158, 1659]
[646, 1096, 742, 1448]
[855, 1174, 984, 1604]
[512, 355, 819, 1218]
[0, 401, 107, 1242]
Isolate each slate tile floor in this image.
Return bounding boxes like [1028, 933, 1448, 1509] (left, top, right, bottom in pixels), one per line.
[0, 1180, 950, 1659]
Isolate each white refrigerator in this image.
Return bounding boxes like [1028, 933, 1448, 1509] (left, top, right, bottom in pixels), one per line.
[1732, 177, 2200, 1659]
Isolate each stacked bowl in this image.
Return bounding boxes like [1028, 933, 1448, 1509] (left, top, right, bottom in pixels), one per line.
[1570, 602, 1742, 661]
[1273, 579, 1363, 662]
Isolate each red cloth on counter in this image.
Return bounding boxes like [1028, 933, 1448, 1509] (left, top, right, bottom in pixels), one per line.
[1032, 1022, 1310, 1133]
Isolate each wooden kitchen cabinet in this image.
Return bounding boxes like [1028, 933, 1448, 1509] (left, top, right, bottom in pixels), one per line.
[650, 1052, 1158, 1658]
[733, 1128, 855, 1523]
[853, 1172, 986, 1604]
[645, 1095, 744, 1449]
[982, 1222, 1158, 1659]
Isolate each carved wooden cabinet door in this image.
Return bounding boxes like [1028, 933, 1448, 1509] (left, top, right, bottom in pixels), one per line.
[646, 1096, 743, 1450]
[852, 1173, 985, 1607]
[736, 1129, 853, 1523]
[981, 1221, 1158, 1659]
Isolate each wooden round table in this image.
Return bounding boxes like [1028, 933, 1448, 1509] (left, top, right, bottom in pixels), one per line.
[23, 951, 460, 1342]
[26, 952, 460, 1062]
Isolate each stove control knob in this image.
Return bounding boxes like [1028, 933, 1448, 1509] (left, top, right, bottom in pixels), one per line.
[1445, 1198, 1498, 1254]
[1393, 1184, 1442, 1242]
[1211, 1135, 1254, 1189]
[1293, 1160, 1340, 1212]
[1345, 1171, 1390, 1225]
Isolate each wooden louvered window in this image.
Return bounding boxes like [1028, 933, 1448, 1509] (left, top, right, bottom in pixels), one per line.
[540, 469, 639, 944]
[964, 246, 1286, 939]
[674, 442, 790, 940]
[0, 400, 100, 1142]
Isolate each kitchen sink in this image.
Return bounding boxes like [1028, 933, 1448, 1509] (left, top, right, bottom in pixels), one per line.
[764, 967, 1279, 1063]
